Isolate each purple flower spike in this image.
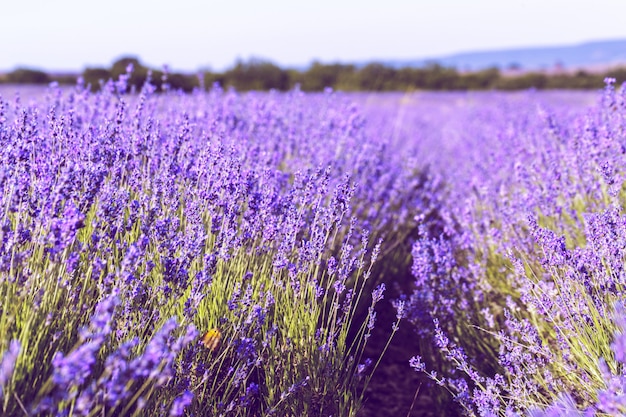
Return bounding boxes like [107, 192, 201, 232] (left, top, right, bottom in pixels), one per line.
[611, 303, 626, 363]
[170, 390, 193, 416]
[0, 340, 21, 400]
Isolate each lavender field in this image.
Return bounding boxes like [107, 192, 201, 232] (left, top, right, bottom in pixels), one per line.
[1, 74, 625, 417]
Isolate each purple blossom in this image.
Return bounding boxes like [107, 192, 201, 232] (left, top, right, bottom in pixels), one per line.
[372, 283, 385, 304]
[409, 355, 425, 373]
[528, 393, 590, 417]
[47, 200, 85, 256]
[50, 341, 101, 387]
[35, 294, 119, 412]
[169, 390, 193, 416]
[0, 340, 20, 400]
[612, 303, 626, 363]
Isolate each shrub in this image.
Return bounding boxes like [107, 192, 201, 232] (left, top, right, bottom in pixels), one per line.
[6, 68, 51, 84]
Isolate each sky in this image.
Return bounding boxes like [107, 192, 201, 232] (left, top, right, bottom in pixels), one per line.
[2, 0, 626, 72]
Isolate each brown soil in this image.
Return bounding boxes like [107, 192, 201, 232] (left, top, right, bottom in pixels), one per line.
[357, 285, 463, 417]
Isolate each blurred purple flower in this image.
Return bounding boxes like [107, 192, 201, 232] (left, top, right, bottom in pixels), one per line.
[0, 340, 20, 400]
[170, 390, 193, 416]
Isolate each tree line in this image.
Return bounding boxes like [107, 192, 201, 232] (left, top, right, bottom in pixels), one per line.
[2, 56, 626, 92]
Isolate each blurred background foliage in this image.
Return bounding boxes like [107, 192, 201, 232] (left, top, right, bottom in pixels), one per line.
[3, 56, 626, 91]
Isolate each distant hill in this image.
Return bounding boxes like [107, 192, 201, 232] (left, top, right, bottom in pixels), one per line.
[378, 39, 626, 71]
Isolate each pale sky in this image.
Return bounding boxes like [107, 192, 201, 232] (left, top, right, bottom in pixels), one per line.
[2, 0, 626, 72]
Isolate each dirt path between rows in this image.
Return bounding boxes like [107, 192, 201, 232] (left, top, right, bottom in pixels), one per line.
[357, 283, 462, 417]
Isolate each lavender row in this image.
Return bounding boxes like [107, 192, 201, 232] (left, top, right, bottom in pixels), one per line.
[0, 78, 424, 416]
[398, 85, 626, 415]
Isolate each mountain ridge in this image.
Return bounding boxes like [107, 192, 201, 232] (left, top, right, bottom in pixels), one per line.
[363, 39, 626, 71]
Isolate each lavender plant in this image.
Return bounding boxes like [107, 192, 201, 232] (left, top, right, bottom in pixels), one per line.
[403, 85, 626, 415]
[0, 78, 419, 416]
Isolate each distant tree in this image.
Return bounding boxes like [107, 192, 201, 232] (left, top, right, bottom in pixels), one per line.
[284, 69, 301, 90]
[203, 71, 226, 90]
[605, 68, 626, 85]
[51, 74, 78, 85]
[544, 74, 572, 89]
[457, 67, 500, 90]
[110, 56, 150, 92]
[166, 73, 199, 92]
[494, 72, 548, 90]
[223, 58, 289, 91]
[110, 56, 142, 76]
[6, 68, 51, 84]
[357, 63, 398, 91]
[421, 63, 460, 90]
[82, 68, 112, 90]
[12, 53, 626, 93]
[300, 62, 356, 91]
[572, 71, 604, 89]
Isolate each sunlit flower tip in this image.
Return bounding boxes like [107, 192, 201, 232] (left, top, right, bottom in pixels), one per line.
[409, 355, 426, 372]
[372, 283, 385, 303]
[201, 328, 222, 352]
[604, 77, 616, 86]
